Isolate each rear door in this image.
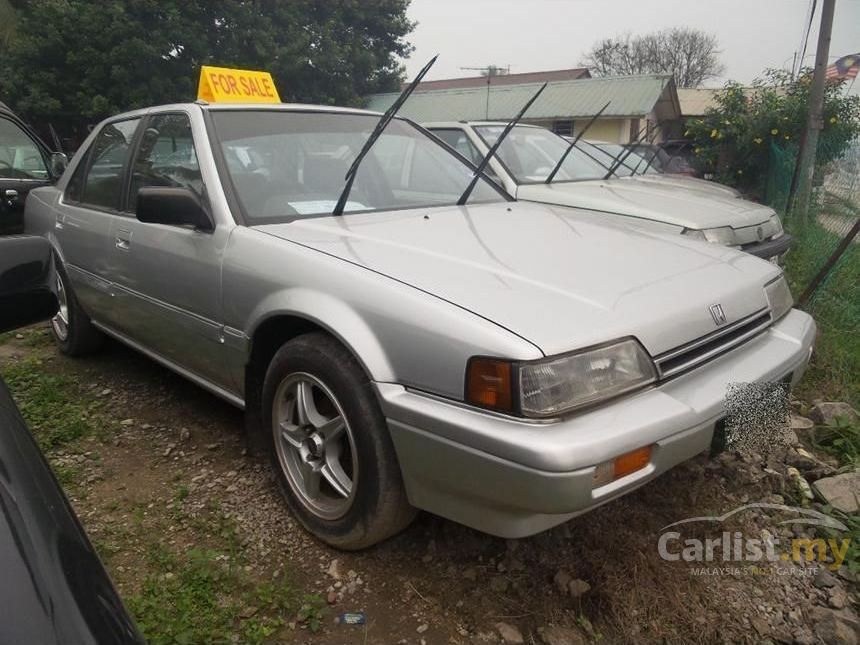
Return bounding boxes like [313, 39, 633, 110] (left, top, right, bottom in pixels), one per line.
[56, 117, 142, 319]
[0, 114, 54, 234]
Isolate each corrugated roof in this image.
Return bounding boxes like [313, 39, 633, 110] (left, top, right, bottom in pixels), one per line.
[367, 75, 676, 122]
[677, 88, 719, 116]
[409, 68, 590, 92]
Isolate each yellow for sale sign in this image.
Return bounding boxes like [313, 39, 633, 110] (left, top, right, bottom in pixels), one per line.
[197, 65, 281, 103]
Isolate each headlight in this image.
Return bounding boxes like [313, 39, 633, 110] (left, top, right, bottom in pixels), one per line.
[768, 213, 784, 238]
[466, 338, 657, 417]
[765, 275, 793, 321]
[682, 227, 737, 246]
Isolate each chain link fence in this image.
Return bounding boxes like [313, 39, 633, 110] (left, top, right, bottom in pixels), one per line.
[763, 137, 859, 406]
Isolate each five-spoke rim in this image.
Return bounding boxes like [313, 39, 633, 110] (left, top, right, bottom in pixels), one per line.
[52, 274, 69, 341]
[272, 372, 358, 520]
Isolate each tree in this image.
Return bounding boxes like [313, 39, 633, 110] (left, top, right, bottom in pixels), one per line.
[684, 69, 860, 192]
[581, 27, 724, 88]
[0, 0, 414, 142]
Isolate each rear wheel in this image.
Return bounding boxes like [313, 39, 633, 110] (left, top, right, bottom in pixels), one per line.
[51, 259, 104, 356]
[262, 332, 415, 549]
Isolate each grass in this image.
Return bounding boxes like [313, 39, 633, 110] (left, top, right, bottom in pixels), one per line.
[2, 356, 103, 451]
[783, 201, 859, 410]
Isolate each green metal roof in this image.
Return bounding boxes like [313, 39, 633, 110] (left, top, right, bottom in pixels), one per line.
[366, 74, 678, 122]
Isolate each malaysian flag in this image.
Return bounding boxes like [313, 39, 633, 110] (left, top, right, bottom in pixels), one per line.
[826, 53, 860, 81]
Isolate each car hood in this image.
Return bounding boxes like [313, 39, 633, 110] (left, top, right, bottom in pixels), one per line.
[255, 202, 779, 357]
[623, 175, 741, 200]
[516, 178, 774, 231]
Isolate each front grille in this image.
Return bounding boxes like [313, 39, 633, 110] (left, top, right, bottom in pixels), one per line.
[655, 309, 772, 378]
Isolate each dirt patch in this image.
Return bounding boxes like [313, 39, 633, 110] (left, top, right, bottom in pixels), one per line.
[0, 326, 856, 644]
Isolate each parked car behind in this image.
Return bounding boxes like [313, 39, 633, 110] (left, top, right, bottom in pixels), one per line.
[584, 140, 739, 200]
[27, 102, 815, 549]
[427, 121, 790, 263]
[0, 235, 143, 644]
[0, 101, 67, 234]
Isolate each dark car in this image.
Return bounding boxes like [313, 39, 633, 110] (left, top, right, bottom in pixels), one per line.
[0, 235, 143, 643]
[0, 102, 68, 234]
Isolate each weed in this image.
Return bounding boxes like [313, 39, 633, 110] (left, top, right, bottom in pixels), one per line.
[813, 417, 860, 467]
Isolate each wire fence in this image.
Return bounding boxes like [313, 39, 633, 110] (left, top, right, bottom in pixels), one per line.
[763, 137, 859, 406]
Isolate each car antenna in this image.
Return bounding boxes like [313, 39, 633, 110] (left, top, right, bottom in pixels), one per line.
[545, 100, 610, 184]
[457, 83, 547, 206]
[332, 55, 438, 216]
[602, 120, 650, 180]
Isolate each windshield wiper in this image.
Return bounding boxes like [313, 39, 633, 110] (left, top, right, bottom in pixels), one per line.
[456, 83, 547, 206]
[602, 121, 650, 180]
[332, 55, 437, 216]
[544, 100, 610, 184]
[630, 124, 665, 176]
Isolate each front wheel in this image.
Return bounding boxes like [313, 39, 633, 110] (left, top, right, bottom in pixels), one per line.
[262, 333, 416, 549]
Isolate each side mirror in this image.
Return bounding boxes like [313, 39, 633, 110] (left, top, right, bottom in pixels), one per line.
[136, 187, 214, 232]
[49, 152, 68, 177]
[0, 236, 59, 334]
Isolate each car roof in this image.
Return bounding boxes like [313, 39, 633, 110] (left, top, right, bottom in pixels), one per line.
[100, 102, 385, 122]
[423, 120, 545, 129]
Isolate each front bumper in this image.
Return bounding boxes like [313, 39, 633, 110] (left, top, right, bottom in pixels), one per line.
[742, 233, 793, 262]
[376, 309, 816, 538]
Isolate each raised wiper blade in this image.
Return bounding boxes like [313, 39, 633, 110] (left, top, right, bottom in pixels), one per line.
[332, 55, 438, 216]
[457, 82, 547, 206]
[602, 121, 649, 180]
[545, 100, 610, 184]
[631, 125, 665, 176]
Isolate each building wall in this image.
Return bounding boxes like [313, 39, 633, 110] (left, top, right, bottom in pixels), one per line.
[573, 118, 628, 143]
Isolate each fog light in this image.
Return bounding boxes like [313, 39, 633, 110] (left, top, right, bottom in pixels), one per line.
[591, 445, 653, 488]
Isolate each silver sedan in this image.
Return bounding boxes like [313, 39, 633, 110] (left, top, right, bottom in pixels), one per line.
[26, 103, 815, 549]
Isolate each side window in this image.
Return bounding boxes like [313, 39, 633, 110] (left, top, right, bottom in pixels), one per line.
[80, 119, 141, 210]
[129, 113, 202, 212]
[0, 117, 48, 180]
[431, 129, 483, 167]
[65, 145, 92, 203]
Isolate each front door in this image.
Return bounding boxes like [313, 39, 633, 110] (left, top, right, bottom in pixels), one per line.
[0, 115, 53, 234]
[109, 112, 230, 390]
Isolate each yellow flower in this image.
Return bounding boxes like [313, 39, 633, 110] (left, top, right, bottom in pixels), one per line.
[784, 134, 790, 140]
[684, 129, 691, 136]
[830, 116, 837, 124]
[754, 137, 763, 144]
[771, 128, 778, 135]
[694, 147, 701, 154]
[710, 129, 719, 138]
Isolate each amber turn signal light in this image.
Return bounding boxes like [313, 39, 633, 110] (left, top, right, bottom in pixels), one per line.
[592, 445, 653, 488]
[466, 358, 513, 413]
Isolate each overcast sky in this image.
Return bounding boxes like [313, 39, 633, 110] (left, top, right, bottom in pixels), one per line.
[402, 0, 860, 87]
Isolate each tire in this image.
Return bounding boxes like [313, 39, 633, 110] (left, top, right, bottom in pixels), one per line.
[51, 257, 104, 356]
[262, 332, 416, 549]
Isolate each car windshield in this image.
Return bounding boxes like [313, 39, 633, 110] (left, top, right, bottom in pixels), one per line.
[210, 110, 502, 222]
[473, 125, 607, 183]
[586, 142, 661, 176]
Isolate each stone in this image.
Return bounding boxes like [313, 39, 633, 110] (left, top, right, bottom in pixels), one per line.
[462, 567, 478, 581]
[810, 402, 858, 426]
[179, 427, 191, 442]
[786, 467, 814, 501]
[495, 622, 524, 644]
[416, 623, 429, 634]
[810, 606, 859, 645]
[538, 625, 586, 645]
[553, 570, 572, 595]
[811, 470, 860, 513]
[119, 418, 135, 427]
[828, 588, 849, 610]
[326, 559, 342, 580]
[567, 579, 591, 598]
[813, 568, 838, 589]
[326, 591, 337, 605]
[790, 415, 815, 432]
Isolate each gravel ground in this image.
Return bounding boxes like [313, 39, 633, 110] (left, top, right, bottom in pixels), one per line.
[0, 326, 857, 644]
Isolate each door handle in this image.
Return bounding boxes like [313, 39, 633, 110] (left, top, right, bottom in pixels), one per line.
[116, 229, 132, 250]
[4, 189, 18, 200]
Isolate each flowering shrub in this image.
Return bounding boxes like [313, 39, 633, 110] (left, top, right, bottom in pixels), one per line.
[685, 69, 860, 192]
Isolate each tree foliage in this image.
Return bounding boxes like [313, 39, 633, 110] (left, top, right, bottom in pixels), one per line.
[581, 27, 724, 88]
[684, 69, 860, 191]
[0, 0, 414, 140]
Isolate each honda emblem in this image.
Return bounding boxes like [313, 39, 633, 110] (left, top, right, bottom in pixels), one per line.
[709, 303, 728, 326]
